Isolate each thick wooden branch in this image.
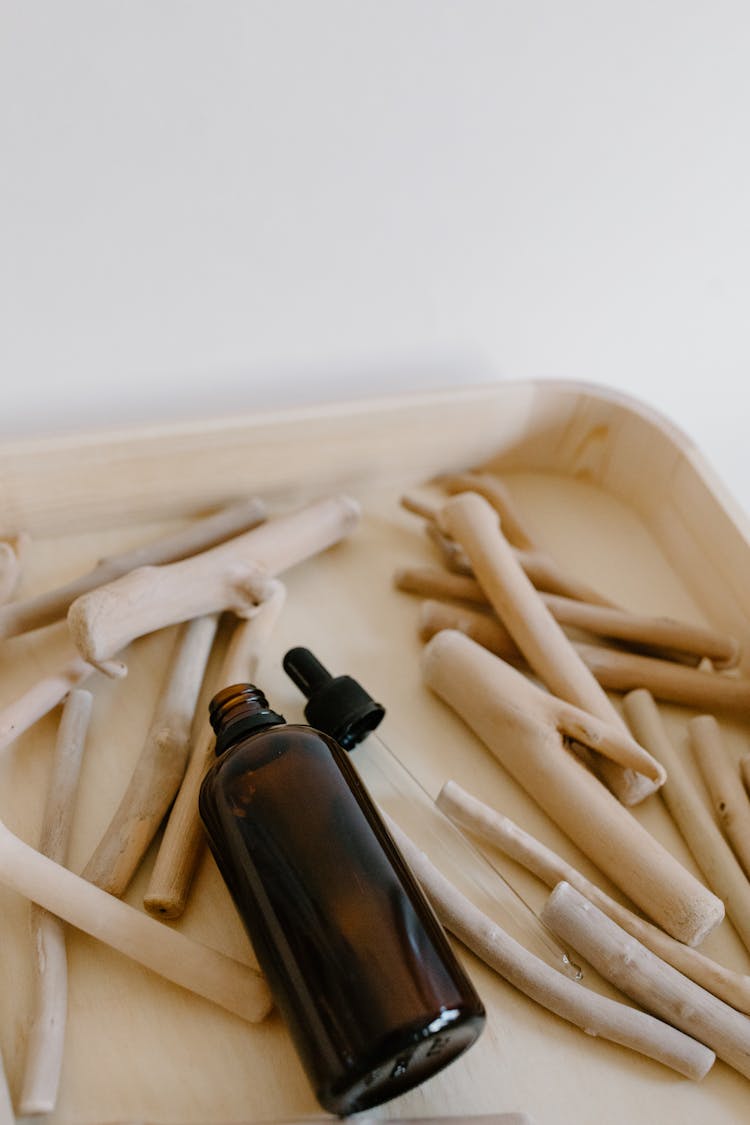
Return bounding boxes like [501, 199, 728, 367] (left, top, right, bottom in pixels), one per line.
[542, 881, 750, 1082]
[386, 818, 714, 1081]
[81, 614, 220, 896]
[144, 583, 286, 920]
[422, 630, 723, 945]
[438, 780, 750, 1016]
[438, 492, 660, 804]
[68, 495, 359, 666]
[19, 689, 92, 1116]
[624, 690, 750, 956]
[0, 499, 267, 640]
[397, 565, 739, 668]
[417, 600, 750, 713]
[690, 715, 750, 882]
[0, 816, 271, 1023]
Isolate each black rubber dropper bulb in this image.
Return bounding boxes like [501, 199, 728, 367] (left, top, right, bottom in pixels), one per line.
[282, 646, 385, 750]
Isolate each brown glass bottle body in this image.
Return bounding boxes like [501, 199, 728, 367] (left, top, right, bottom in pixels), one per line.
[199, 700, 485, 1116]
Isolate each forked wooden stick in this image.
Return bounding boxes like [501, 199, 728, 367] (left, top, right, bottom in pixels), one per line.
[385, 817, 713, 1081]
[81, 615, 220, 896]
[542, 882, 750, 1082]
[68, 495, 359, 666]
[438, 492, 660, 804]
[19, 689, 92, 1116]
[624, 690, 750, 956]
[0, 499, 267, 640]
[417, 600, 750, 713]
[438, 780, 750, 1015]
[0, 817, 271, 1023]
[0, 533, 29, 605]
[437, 472, 538, 550]
[144, 583, 286, 919]
[0, 649, 94, 755]
[397, 566, 740, 668]
[690, 715, 750, 882]
[422, 631, 723, 945]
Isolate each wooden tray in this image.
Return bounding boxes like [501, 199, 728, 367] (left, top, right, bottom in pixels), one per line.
[2, 380, 750, 1125]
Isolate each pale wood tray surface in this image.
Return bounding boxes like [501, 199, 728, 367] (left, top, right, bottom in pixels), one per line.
[1, 382, 749, 1125]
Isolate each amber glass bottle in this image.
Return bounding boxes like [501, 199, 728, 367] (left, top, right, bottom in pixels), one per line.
[199, 683, 485, 1116]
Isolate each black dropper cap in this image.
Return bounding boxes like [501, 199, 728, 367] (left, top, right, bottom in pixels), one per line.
[283, 647, 385, 751]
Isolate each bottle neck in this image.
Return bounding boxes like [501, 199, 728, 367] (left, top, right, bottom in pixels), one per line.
[209, 684, 286, 756]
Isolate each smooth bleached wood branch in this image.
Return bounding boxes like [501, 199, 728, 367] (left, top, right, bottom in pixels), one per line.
[438, 492, 660, 804]
[386, 818, 713, 1082]
[0, 533, 29, 605]
[690, 715, 750, 881]
[0, 499, 267, 640]
[396, 565, 739, 668]
[417, 600, 750, 714]
[0, 649, 94, 755]
[81, 614, 220, 896]
[67, 495, 359, 666]
[422, 631, 723, 945]
[438, 780, 750, 1016]
[542, 882, 750, 1082]
[624, 690, 750, 956]
[0, 815, 271, 1023]
[19, 689, 92, 1116]
[144, 583, 286, 920]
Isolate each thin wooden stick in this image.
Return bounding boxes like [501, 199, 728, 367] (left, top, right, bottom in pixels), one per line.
[68, 495, 358, 666]
[81, 615, 220, 896]
[438, 780, 750, 1016]
[0, 1050, 12, 1125]
[624, 690, 750, 956]
[398, 566, 740, 668]
[18, 689, 92, 1116]
[144, 583, 286, 919]
[422, 630, 723, 945]
[542, 881, 750, 1082]
[0, 815, 271, 1023]
[0, 650, 94, 755]
[691, 715, 750, 882]
[418, 600, 750, 713]
[0, 532, 29, 605]
[385, 817, 714, 1081]
[0, 499, 267, 641]
[438, 492, 660, 804]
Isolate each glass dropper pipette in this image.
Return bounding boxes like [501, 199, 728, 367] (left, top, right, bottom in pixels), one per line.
[282, 646, 579, 978]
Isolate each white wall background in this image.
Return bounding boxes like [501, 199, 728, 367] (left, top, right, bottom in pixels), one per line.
[1, 3, 749, 498]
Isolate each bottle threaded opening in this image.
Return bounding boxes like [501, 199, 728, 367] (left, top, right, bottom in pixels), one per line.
[209, 683, 285, 754]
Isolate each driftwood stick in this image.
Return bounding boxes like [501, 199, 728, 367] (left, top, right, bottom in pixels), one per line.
[691, 715, 750, 883]
[542, 881, 750, 1082]
[397, 565, 739, 668]
[81, 615, 220, 896]
[68, 495, 358, 666]
[624, 690, 750, 956]
[418, 600, 750, 713]
[385, 817, 713, 1081]
[422, 631, 723, 945]
[144, 583, 286, 920]
[18, 690, 92, 1116]
[0, 499, 267, 641]
[438, 780, 750, 1016]
[0, 816, 271, 1023]
[0, 650, 94, 755]
[0, 1051, 12, 1125]
[438, 492, 660, 804]
[437, 472, 539, 550]
[0, 532, 29, 605]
